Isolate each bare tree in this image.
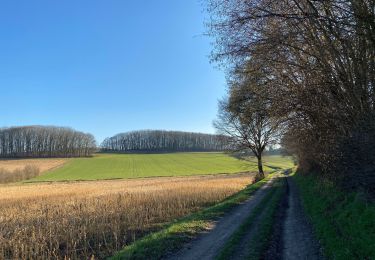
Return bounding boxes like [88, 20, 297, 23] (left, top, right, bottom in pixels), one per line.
[214, 72, 281, 178]
[207, 0, 375, 191]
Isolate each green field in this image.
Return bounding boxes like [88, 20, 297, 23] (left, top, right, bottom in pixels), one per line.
[32, 153, 293, 182]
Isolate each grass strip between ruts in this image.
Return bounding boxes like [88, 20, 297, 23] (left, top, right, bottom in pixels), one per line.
[246, 178, 285, 259]
[216, 181, 278, 259]
[216, 177, 284, 260]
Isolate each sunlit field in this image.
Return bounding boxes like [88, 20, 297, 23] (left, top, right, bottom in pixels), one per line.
[31, 153, 293, 181]
[0, 158, 66, 172]
[0, 158, 67, 183]
[0, 174, 254, 259]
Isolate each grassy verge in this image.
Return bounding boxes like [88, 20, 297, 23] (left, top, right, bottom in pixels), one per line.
[293, 171, 375, 259]
[216, 178, 285, 260]
[111, 174, 276, 260]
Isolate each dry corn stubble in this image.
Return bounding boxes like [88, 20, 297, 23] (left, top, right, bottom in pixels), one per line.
[0, 173, 254, 259]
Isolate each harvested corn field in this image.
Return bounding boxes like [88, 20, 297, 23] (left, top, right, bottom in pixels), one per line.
[0, 173, 254, 259]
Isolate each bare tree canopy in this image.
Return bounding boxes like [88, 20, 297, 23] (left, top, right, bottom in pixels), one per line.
[0, 126, 96, 158]
[101, 130, 228, 152]
[214, 63, 282, 177]
[207, 0, 375, 191]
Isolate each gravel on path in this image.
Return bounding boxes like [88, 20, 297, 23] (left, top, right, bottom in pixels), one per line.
[282, 177, 323, 260]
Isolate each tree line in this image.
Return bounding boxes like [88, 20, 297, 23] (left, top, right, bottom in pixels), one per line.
[0, 126, 96, 158]
[101, 130, 228, 152]
[208, 0, 375, 191]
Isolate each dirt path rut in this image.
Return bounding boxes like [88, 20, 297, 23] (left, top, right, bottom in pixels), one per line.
[282, 177, 323, 260]
[166, 174, 323, 260]
[166, 178, 275, 260]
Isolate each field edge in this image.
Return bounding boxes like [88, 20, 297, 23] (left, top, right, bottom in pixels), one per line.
[110, 173, 278, 260]
[293, 170, 375, 259]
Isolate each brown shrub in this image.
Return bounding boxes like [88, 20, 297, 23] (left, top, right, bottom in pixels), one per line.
[0, 165, 40, 183]
[0, 158, 66, 172]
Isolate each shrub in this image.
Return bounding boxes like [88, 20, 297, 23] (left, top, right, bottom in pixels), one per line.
[0, 165, 40, 183]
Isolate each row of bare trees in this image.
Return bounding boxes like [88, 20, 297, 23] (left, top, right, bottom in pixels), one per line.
[208, 0, 375, 189]
[0, 127, 227, 157]
[0, 126, 96, 158]
[101, 130, 227, 152]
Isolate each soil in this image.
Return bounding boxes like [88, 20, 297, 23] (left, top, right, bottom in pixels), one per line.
[281, 177, 323, 260]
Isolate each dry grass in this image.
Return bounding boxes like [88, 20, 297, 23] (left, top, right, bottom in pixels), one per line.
[0, 158, 66, 172]
[0, 173, 254, 259]
[0, 165, 40, 183]
[0, 158, 66, 183]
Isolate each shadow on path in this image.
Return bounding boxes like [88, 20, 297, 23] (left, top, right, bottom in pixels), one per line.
[281, 174, 324, 260]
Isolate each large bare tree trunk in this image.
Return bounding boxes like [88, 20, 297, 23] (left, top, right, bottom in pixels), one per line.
[257, 154, 265, 179]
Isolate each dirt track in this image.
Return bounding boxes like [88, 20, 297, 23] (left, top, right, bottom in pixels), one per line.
[167, 174, 324, 260]
[282, 177, 323, 260]
[167, 178, 275, 260]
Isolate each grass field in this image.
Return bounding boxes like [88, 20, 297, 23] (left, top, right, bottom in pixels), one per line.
[0, 174, 254, 259]
[31, 153, 293, 182]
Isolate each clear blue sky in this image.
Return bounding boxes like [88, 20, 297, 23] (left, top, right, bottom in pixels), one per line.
[0, 1, 226, 143]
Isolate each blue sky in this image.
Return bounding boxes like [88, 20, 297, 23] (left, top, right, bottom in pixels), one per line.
[0, 1, 226, 143]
